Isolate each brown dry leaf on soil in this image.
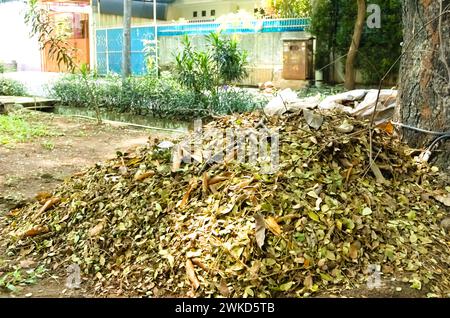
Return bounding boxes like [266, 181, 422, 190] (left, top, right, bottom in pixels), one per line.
[186, 259, 200, 291]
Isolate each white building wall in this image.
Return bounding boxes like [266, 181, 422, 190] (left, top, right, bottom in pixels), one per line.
[0, 1, 42, 71]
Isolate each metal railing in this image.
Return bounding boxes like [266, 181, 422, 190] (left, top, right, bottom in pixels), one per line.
[96, 17, 311, 33]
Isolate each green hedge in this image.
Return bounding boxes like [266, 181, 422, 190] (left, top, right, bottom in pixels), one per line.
[0, 77, 28, 96]
[50, 73, 264, 119]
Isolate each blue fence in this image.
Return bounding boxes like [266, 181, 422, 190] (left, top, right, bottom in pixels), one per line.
[96, 18, 310, 75]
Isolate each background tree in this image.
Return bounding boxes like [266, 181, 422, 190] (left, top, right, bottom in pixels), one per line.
[396, 0, 450, 168]
[344, 0, 365, 90]
[25, 0, 102, 124]
[25, 0, 77, 72]
[310, 0, 402, 84]
[122, 0, 132, 79]
[267, 0, 312, 17]
[309, 0, 338, 82]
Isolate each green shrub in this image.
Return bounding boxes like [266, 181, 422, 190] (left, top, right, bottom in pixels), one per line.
[211, 88, 265, 115]
[51, 74, 89, 106]
[175, 32, 248, 102]
[51, 73, 194, 117]
[175, 36, 215, 98]
[0, 64, 4, 74]
[0, 78, 28, 96]
[51, 72, 263, 119]
[208, 32, 248, 85]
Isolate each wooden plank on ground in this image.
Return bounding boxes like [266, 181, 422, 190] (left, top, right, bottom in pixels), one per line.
[0, 96, 58, 107]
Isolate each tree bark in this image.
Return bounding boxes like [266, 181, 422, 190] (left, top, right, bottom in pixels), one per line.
[344, 0, 366, 90]
[396, 0, 450, 169]
[122, 0, 132, 79]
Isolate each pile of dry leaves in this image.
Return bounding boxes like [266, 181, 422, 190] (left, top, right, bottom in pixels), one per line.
[3, 110, 450, 297]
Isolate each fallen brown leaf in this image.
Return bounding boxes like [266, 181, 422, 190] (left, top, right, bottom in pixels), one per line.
[21, 225, 49, 238]
[32, 197, 60, 221]
[255, 214, 266, 249]
[191, 257, 213, 274]
[217, 279, 230, 297]
[89, 221, 104, 237]
[265, 216, 282, 236]
[35, 191, 52, 204]
[208, 175, 230, 185]
[134, 170, 155, 181]
[19, 259, 36, 269]
[186, 259, 200, 291]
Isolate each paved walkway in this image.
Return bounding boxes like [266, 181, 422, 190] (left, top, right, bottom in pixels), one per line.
[1, 71, 64, 97]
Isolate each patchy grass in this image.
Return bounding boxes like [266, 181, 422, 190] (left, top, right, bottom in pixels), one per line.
[41, 140, 55, 150]
[4, 175, 23, 187]
[0, 113, 54, 146]
[297, 84, 346, 100]
[0, 265, 47, 293]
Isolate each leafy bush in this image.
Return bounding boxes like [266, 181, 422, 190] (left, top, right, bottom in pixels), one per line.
[175, 33, 248, 100]
[53, 33, 252, 119]
[25, 0, 77, 72]
[0, 64, 4, 73]
[50, 74, 90, 106]
[208, 33, 248, 85]
[175, 36, 216, 97]
[50, 72, 263, 119]
[211, 88, 265, 115]
[0, 78, 28, 96]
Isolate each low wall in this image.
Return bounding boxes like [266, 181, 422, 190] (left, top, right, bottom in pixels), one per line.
[158, 31, 310, 86]
[95, 18, 311, 86]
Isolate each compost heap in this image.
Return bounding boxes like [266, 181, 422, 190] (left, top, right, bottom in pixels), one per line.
[3, 110, 450, 297]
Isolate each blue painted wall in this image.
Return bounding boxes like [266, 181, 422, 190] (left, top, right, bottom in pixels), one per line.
[95, 18, 310, 75]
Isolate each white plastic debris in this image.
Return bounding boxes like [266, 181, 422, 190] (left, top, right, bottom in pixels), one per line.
[264, 89, 320, 116]
[336, 120, 354, 133]
[318, 89, 368, 111]
[350, 89, 397, 122]
[318, 89, 397, 123]
[157, 141, 175, 149]
[265, 88, 397, 124]
[303, 109, 324, 130]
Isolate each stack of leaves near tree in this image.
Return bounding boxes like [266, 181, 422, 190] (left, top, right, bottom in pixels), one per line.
[3, 110, 450, 297]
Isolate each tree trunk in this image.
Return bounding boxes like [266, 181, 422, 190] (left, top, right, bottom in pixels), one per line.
[396, 0, 450, 169]
[122, 0, 132, 79]
[344, 0, 366, 90]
